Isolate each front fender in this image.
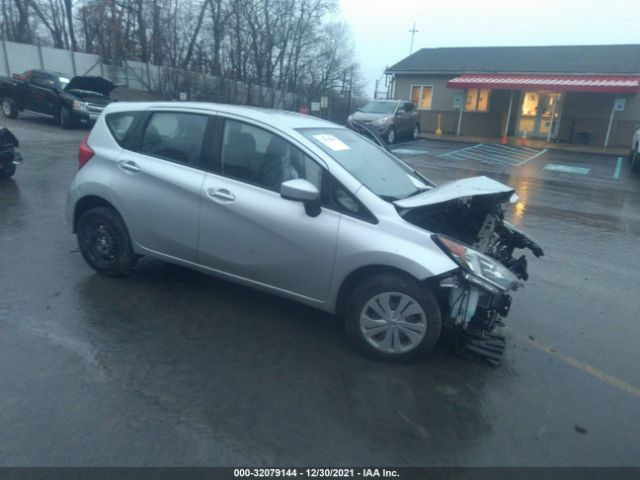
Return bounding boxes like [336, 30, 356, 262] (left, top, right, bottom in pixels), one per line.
[325, 215, 458, 312]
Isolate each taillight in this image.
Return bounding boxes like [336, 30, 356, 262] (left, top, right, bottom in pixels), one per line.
[78, 133, 94, 169]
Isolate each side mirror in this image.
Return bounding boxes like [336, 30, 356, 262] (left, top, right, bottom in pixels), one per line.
[280, 179, 321, 217]
[396, 109, 405, 116]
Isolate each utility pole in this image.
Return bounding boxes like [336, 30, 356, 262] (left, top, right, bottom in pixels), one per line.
[409, 22, 418, 55]
[346, 64, 354, 115]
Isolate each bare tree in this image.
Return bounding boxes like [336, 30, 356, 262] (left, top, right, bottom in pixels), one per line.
[2, 0, 365, 115]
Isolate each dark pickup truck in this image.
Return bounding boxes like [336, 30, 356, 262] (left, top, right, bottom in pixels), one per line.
[0, 69, 115, 128]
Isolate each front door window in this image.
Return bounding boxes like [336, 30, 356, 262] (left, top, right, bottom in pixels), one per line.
[220, 119, 323, 191]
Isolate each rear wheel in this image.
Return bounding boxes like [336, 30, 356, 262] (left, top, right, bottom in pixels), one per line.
[345, 273, 442, 360]
[0, 163, 16, 179]
[2, 97, 18, 119]
[76, 207, 137, 277]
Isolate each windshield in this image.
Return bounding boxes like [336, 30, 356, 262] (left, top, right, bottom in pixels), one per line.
[299, 128, 428, 200]
[360, 101, 397, 114]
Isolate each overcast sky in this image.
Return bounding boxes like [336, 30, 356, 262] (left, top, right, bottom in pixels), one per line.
[338, 0, 640, 97]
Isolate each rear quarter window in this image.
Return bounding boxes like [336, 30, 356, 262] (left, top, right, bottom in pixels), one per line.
[105, 112, 140, 147]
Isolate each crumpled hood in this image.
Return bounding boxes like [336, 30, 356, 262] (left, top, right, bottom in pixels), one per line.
[393, 176, 517, 209]
[65, 76, 115, 97]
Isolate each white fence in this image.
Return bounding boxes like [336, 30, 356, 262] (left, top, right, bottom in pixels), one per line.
[0, 40, 300, 109]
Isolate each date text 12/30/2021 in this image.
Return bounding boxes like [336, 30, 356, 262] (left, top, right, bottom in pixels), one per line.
[233, 468, 399, 478]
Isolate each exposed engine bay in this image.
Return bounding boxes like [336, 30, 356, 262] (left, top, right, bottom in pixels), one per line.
[347, 122, 543, 365]
[395, 177, 544, 365]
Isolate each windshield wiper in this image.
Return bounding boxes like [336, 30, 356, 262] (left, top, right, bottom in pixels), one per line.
[379, 188, 428, 202]
[399, 188, 430, 200]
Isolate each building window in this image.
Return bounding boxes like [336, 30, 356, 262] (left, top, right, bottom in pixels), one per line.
[465, 88, 491, 112]
[411, 85, 432, 110]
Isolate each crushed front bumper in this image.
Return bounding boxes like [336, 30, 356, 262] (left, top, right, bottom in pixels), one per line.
[439, 270, 514, 365]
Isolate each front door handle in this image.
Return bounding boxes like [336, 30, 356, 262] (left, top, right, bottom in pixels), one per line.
[207, 188, 236, 202]
[118, 160, 141, 173]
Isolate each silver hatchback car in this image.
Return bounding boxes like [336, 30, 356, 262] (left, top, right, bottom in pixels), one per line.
[67, 102, 542, 361]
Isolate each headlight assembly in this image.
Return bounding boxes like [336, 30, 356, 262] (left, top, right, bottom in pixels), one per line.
[72, 100, 88, 113]
[434, 234, 522, 293]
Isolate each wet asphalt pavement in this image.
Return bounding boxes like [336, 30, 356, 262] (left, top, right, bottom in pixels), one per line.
[1, 114, 639, 466]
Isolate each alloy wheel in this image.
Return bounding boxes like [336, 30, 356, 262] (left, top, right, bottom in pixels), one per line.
[387, 128, 395, 144]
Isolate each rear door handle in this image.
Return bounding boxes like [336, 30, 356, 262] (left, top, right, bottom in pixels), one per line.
[206, 188, 235, 202]
[118, 160, 141, 173]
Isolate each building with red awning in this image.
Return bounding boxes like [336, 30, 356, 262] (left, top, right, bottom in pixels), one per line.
[385, 45, 640, 147]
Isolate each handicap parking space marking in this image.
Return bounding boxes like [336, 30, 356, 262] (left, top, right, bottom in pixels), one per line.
[436, 143, 482, 158]
[442, 148, 516, 165]
[543, 163, 591, 175]
[437, 143, 547, 167]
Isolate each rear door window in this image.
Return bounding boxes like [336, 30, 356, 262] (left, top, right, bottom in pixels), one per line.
[140, 112, 209, 166]
[105, 112, 142, 148]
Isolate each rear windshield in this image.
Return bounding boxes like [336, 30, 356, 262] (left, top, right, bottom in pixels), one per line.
[105, 112, 140, 147]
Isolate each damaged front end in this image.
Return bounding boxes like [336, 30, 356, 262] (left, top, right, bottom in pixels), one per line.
[395, 176, 544, 365]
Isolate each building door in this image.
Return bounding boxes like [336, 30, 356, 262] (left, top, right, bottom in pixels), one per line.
[517, 92, 562, 139]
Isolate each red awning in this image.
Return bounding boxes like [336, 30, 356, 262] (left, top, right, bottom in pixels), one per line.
[447, 74, 640, 93]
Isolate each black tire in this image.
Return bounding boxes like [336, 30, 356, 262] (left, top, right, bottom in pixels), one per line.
[60, 107, 74, 129]
[76, 207, 137, 277]
[2, 97, 18, 119]
[631, 148, 640, 173]
[412, 124, 420, 140]
[386, 126, 396, 144]
[345, 273, 442, 361]
[0, 163, 16, 179]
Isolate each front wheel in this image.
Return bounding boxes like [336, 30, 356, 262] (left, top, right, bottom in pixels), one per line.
[0, 163, 16, 179]
[60, 107, 74, 129]
[386, 126, 396, 144]
[631, 148, 640, 173]
[76, 207, 138, 277]
[345, 274, 442, 360]
[2, 97, 18, 119]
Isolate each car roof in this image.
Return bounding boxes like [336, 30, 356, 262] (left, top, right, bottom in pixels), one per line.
[105, 101, 341, 130]
[31, 69, 67, 77]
